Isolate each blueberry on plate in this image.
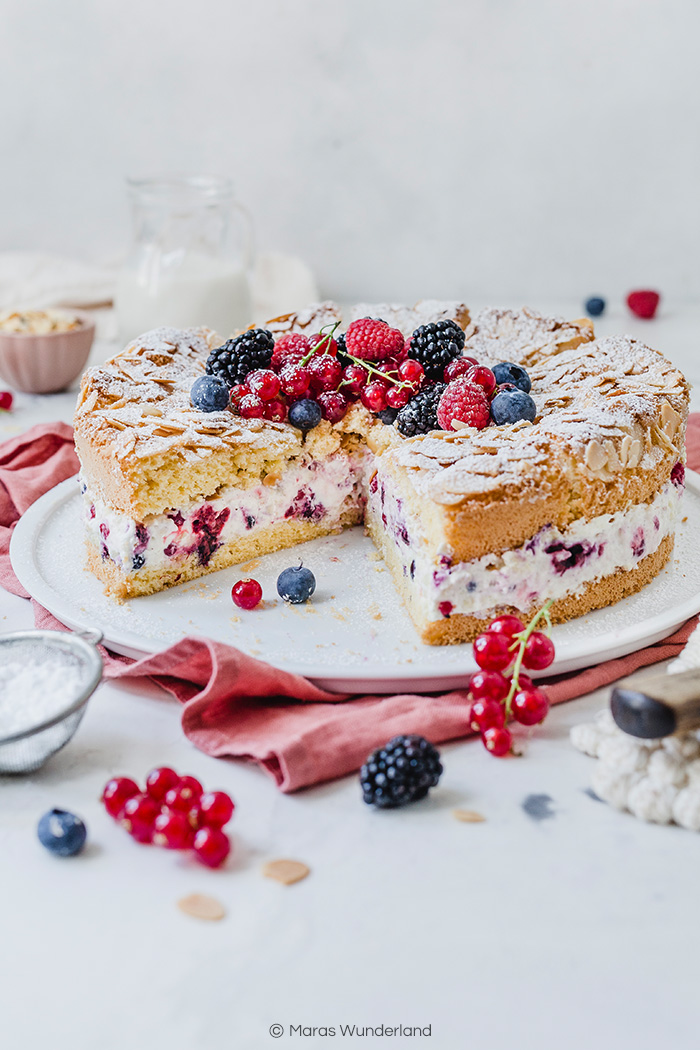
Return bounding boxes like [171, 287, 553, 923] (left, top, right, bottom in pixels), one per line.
[491, 388, 537, 425]
[277, 564, 316, 604]
[288, 399, 322, 432]
[492, 362, 531, 393]
[37, 809, 87, 857]
[190, 375, 230, 412]
[585, 296, 606, 317]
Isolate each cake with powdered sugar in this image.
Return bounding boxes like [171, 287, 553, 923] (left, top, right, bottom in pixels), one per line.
[73, 302, 688, 644]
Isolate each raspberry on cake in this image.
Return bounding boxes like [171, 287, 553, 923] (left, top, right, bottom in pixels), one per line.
[74, 302, 689, 647]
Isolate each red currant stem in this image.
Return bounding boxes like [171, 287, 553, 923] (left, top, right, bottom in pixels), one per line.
[298, 320, 342, 365]
[504, 599, 555, 717]
[340, 349, 412, 390]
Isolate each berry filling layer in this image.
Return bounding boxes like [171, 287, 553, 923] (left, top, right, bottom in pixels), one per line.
[82, 452, 371, 574]
[367, 472, 684, 622]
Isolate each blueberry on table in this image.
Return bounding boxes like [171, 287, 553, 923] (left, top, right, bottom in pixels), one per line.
[277, 565, 316, 604]
[288, 399, 322, 432]
[491, 388, 537, 425]
[585, 296, 606, 317]
[37, 809, 87, 857]
[190, 375, 230, 412]
[491, 362, 531, 393]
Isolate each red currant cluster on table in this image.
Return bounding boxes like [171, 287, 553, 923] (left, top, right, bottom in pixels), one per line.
[101, 767, 234, 868]
[468, 602, 555, 757]
[191, 318, 537, 433]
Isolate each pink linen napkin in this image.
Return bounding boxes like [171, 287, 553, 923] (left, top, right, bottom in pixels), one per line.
[2, 418, 698, 791]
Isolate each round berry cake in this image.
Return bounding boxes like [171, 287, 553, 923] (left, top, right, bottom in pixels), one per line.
[73, 301, 689, 645]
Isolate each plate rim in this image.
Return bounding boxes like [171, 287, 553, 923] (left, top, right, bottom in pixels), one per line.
[10, 471, 700, 691]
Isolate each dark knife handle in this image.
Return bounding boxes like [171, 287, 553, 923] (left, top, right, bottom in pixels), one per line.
[611, 668, 700, 739]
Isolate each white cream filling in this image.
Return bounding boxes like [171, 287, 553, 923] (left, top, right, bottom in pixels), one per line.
[368, 473, 683, 622]
[82, 451, 371, 573]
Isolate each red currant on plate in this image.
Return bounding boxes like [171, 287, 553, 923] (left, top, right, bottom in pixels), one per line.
[469, 699, 505, 733]
[199, 791, 235, 829]
[280, 364, 311, 398]
[317, 391, 349, 423]
[263, 399, 288, 422]
[121, 794, 160, 843]
[512, 687, 550, 726]
[232, 578, 263, 610]
[385, 386, 410, 409]
[238, 393, 265, 419]
[0, 391, 14, 411]
[101, 776, 140, 819]
[247, 369, 281, 401]
[473, 631, 513, 671]
[488, 614, 525, 639]
[341, 363, 368, 395]
[522, 631, 555, 670]
[193, 827, 231, 868]
[153, 810, 194, 849]
[361, 381, 389, 412]
[466, 365, 497, 397]
[482, 726, 513, 757]
[145, 766, 179, 802]
[469, 670, 510, 703]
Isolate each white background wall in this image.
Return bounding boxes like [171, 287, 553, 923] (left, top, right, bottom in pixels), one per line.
[1, 0, 698, 304]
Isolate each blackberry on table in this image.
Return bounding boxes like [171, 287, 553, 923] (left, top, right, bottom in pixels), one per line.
[408, 319, 465, 380]
[360, 734, 443, 808]
[395, 383, 446, 437]
[206, 328, 274, 387]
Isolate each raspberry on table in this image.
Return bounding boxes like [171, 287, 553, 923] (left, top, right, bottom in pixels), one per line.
[626, 290, 660, 319]
[206, 328, 275, 386]
[395, 383, 446, 436]
[360, 734, 443, 808]
[436, 379, 490, 431]
[345, 318, 405, 361]
[407, 319, 465, 380]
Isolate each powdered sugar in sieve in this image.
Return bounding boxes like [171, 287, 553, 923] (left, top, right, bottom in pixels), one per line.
[0, 630, 102, 773]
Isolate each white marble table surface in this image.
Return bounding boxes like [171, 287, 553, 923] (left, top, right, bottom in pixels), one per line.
[2, 303, 700, 1050]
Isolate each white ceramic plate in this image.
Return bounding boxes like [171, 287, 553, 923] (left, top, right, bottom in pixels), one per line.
[10, 473, 700, 693]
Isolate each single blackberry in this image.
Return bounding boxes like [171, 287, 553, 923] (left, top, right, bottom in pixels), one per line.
[360, 734, 443, 808]
[206, 328, 274, 387]
[376, 407, 398, 425]
[395, 383, 446, 437]
[408, 319, 465, 380]
[336, 332, 351, 368]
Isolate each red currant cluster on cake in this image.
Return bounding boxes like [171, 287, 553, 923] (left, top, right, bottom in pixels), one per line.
[101, 767, 234, 868]
[468, 602, 555, 757]
[192, 318, 537, 433]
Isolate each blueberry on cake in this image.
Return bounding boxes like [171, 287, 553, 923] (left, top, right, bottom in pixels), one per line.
[74, 301, 689, 644]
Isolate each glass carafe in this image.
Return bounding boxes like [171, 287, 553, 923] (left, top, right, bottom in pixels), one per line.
[116, 175, 253, 344]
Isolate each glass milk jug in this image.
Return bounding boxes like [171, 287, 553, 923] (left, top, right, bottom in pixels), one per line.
[116, 175, 253, 344]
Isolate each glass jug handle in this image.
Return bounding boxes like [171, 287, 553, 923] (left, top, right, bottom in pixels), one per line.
[232, 201, 255, 272]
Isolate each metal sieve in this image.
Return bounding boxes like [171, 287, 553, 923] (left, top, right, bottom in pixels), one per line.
[0, 629, 103, 774]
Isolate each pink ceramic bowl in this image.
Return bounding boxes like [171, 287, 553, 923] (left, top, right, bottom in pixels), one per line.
[0, 309, 96, 394]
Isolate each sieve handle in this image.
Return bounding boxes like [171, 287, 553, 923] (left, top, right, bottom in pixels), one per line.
[76, 627, 104, 647]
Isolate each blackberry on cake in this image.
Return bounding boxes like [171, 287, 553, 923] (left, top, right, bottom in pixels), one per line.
[206, 328, 274, 386]
[360, 735, 443, 808]
[408, 318, 465, 379]
[395, 383, 446, 436]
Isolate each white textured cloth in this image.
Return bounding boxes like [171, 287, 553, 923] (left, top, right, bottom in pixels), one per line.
[571, 620, 700, 829]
